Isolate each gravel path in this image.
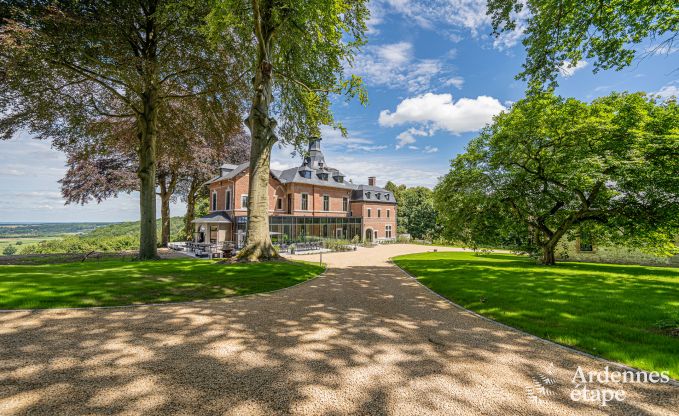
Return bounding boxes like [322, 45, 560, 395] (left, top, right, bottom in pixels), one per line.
[1, 244, 676, 415]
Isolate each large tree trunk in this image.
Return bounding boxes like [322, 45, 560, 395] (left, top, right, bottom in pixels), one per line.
[183, 177, 199, 240]
[541, 244, 556, 265]
[158, 173, 178, 247]
[137, 89, 159, 260]
[238, 55, 279, 261]
[159, 179, 171, 247]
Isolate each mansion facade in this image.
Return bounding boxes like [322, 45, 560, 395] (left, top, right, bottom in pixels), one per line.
[193, 138, 397, 248]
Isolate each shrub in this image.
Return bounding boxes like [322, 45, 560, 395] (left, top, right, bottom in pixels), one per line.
[3, 245, 17, 256]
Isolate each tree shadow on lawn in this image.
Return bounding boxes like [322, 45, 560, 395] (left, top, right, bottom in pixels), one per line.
[0, 263, 677, 415]
[395, 253, 679, 379]
[0, 260, 322, 309]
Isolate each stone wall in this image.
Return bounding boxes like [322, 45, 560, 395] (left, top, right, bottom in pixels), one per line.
[556, 239, 679, 266]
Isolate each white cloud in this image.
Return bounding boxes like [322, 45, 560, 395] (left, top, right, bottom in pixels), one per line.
[654, 82, 679, 100]
[558, 60, 588, 77]
[353, 42, 463, 93]
[369, 0, 527, 50]
[272, 143, 446, 188]
[395, 127, 430, 149]
[379, 93, 506, 135]
[424, 146, 439, 153]
[444, 76, 464, 89]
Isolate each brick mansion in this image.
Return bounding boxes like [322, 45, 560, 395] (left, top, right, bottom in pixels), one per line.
[193, 138, 397, 248]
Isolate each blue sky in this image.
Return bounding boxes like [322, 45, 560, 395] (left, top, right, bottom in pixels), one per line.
[1, 0, 678, 222]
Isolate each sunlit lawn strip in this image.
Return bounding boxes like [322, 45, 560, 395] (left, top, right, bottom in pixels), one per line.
[392, 251, 679, 379]
[0, 258, 324, 309]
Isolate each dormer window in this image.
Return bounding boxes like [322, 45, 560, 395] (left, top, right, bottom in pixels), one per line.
[318, 173, 328, 180]
[386, 194, 390, 200]
[376, 193, 381, 200]
[336, 176, 344, 183]
[365, 192, 371, 199]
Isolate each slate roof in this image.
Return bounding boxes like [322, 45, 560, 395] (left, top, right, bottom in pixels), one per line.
[192, 211, 233, 223]
[205, 138, 396, 203]
[205, 162, 249, 184]
[351, 185, 396, 203]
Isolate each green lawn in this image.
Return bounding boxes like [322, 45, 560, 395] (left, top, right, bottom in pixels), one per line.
[0, 258, 324, 309]
[392, 252, 679, 379]
[0, 236, 61, 251]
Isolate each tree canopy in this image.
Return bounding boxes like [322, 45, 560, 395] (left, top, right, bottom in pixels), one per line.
[384, 181, 440, 240]
[435, 92, 679, 264]
[487, 0, 679, 88]
[208, 0, 369, 260]
[1, 0, 247, 258]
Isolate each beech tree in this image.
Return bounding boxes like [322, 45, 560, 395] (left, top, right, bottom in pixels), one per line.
[59, 98, 249, 246]
[1, 1, 246, 259]
[208, 0, 369, 261]
[435, 92, 679, 264]
[487, 0, 679, 88]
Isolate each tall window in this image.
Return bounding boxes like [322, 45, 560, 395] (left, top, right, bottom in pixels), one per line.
[211, 192, 217, 211]
[387, 209, 390, 218]
[276, 197, 282, 210]
[323, 195, 330, 211]
[579, 230, 593, 252]
[287, 194, 292, 214]
[225, 190, 231, 210]
[241, 194, 248, 209]
[378, 209, 381, 218]
[342, 197, 348, 211]
[367, 208, 371, 218]
[301, 193, 309, 210]
[386, 225, 392, 238]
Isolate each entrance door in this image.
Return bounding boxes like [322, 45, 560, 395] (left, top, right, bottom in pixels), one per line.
[365, 228, 373, 242]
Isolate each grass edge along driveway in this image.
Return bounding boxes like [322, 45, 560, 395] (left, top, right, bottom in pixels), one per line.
[392, 251, 679, 380]
[0, 258, 324, 310]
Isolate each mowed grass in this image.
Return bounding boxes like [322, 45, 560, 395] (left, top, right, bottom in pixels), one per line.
[392, 252, 679, 379]
[0, 258, 324, 309]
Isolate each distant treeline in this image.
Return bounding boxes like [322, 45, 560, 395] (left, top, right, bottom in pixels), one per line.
[11, 218, 184, 255]
[0, 223, 111, 238]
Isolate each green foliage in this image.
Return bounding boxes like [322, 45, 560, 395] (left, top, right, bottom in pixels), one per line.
[0, 258, 324, 309]
[393, 251, 679, 379]
[385, 182, 441, 240]
[0, 223, 109, 238]
[3, 245, 17, 256]
[487, 0, 679, 89]
[208, 0, 369, 146]
[399, 187, 441, 240]
[435, 92, 679, 263]
[18, 218, 184, 254]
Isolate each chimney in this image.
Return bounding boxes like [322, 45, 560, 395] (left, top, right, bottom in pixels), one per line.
[368, 176, 376, 186]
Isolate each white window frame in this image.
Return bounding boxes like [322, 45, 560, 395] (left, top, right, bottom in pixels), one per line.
[386, 225, 392, 238]
[241, 194, 249, 209]
[342, 197, 348, 212]
[225, 189, 231, 210]
[367, 208, 371, 218]
[322, 194, 330, 211]
[301, 193, 309, 211]
[211, 191, 217, 211]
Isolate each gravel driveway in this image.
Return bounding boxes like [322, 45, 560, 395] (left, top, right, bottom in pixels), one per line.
[1, 244, 676, 415]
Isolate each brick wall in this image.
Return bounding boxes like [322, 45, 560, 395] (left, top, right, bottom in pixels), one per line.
[352, 202, 397, 239]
